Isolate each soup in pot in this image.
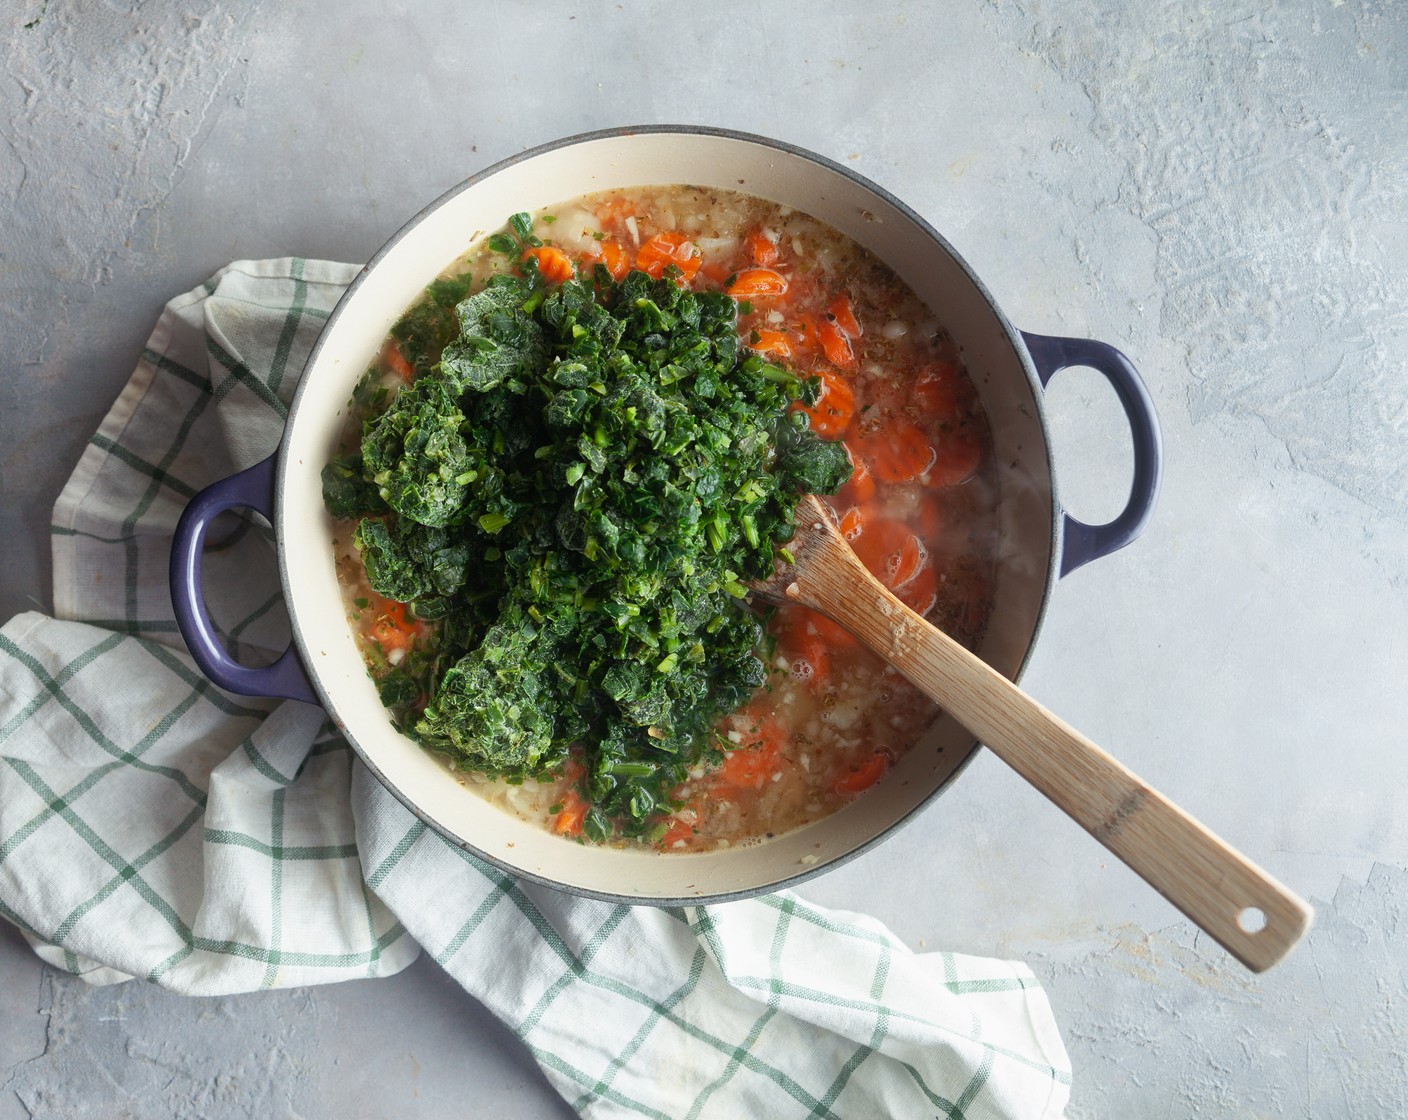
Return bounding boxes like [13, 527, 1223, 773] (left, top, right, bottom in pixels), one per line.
[324, 186, 997, 852]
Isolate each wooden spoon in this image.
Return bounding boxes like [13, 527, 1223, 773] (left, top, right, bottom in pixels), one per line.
[753, 494, 1312, 973]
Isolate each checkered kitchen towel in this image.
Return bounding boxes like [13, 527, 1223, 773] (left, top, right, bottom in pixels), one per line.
[0, 260, 1071, 1118]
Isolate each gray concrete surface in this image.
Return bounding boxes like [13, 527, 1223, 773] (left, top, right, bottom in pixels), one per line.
[2, 1, 1405, 1116]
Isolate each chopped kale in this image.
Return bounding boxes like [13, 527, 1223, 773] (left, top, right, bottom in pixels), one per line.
[438, 275, 548, 394]
[377, 669, 421, 710]
[353, 517, 469, 604]
[321, 454, 386, 519]
[389, 272, 475, 372]
[773, 414, 853, 496]
[414, 616, 562, 776]
[360, 379, 473, 528]
[328, 218, 851, 841]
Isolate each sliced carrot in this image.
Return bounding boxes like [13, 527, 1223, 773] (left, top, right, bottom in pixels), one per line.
[594, 196, 635, 225]
[796, 625, 832, 683]
[719, 717, 784, 789]
[726, 268, 788, 299]
[773, 605, 832, 685]
[852, 419, 937, 483]
[553, 790, 588, 837]
[913, 368, 956, 418]
[839, 506, 864, 541]
[794, 313, 821, 359]
[895, 537, 924, 587]
[834, 752, 889, 795]
[806, 609, 858, 650]
[828, 294, 862, 338]
[851, 518, 924, 589]
[598, 241, 630, 281]
[523, 245, 574, 284]
[660, 818, 695, 848]
[838, 442, 876, 504]
[746, 228, 779, 267]
[636, 231, 702, 282]
[816, 317, 855, 368]
[796, 368, 855, 439]
[925, 427, 983, 488]
[773, 604, 857, 653]
[912, 361, 970, 423]
[895, 563, 939, 617]
[382, 342, 414, 382]
[368, 600, 423, 654]
[748, 330, 793, 360]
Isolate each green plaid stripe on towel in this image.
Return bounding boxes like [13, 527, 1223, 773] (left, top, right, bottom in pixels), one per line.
[0, 260, 1072, 1119]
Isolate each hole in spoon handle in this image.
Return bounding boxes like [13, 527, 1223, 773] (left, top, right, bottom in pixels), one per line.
[1089, 784, 1313, 973]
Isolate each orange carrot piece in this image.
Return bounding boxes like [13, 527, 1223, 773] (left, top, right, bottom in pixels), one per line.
[660, 818, 695, 847]
[368, 600, 422, 654]
[720, 749, 773, 789]
[797, 368, 856, 439]
[796, 314, 816, 355]
[912, 361, 973, 424]
[895, 563, 939, 617]
[522, 245, 574, 284]
[637, 231, 702, 282]
[599, 241, 630, 281]
[773, 605, 832, 685]
[775, 603, 858, 653]
[749, 330, 794, 360]
[838, 441, 876, 504]
[834, 752, 889, 795]
[594, 196, 635, 225]
[816, 316, 855, 368]
[828, 294, 862, 338]
[852, 519, 924, 589]
[807, 609, 858, 650]
[726, 268, 789, 299]
[553, 790, 588, 837]
[925, 427, 983, 488]
[852, 419, 937, 483]
[793, 627, 831, 684]
[746, 228, 779, 267]
[719, 718, 784, 789]
[839, 506, 864, 541]
[383, 342, 414, 382]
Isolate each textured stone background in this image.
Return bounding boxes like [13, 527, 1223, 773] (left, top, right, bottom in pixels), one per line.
[2, 1, 1405, 1115]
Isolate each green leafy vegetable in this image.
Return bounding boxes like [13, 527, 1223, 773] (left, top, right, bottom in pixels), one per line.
[353, 518, 469, 604]
[360, 380, 474, 528]
[389, 273, 476, 372]
[330, 215, 850, 841]
[438, 275, 548, 393]
[321, 454, 387, 519]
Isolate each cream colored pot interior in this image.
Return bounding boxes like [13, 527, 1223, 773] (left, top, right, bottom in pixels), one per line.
[281, 131, 1055, 900]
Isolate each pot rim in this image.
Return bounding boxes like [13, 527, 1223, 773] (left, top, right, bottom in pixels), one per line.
[278, 124, 1062, 905]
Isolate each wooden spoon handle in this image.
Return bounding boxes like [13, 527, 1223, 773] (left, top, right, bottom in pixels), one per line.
[784, 516, 1312, 972]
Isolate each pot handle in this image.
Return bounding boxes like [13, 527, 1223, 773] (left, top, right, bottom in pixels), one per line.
[169, 454, 320, 704]
[1022, 331, 1163, 577]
